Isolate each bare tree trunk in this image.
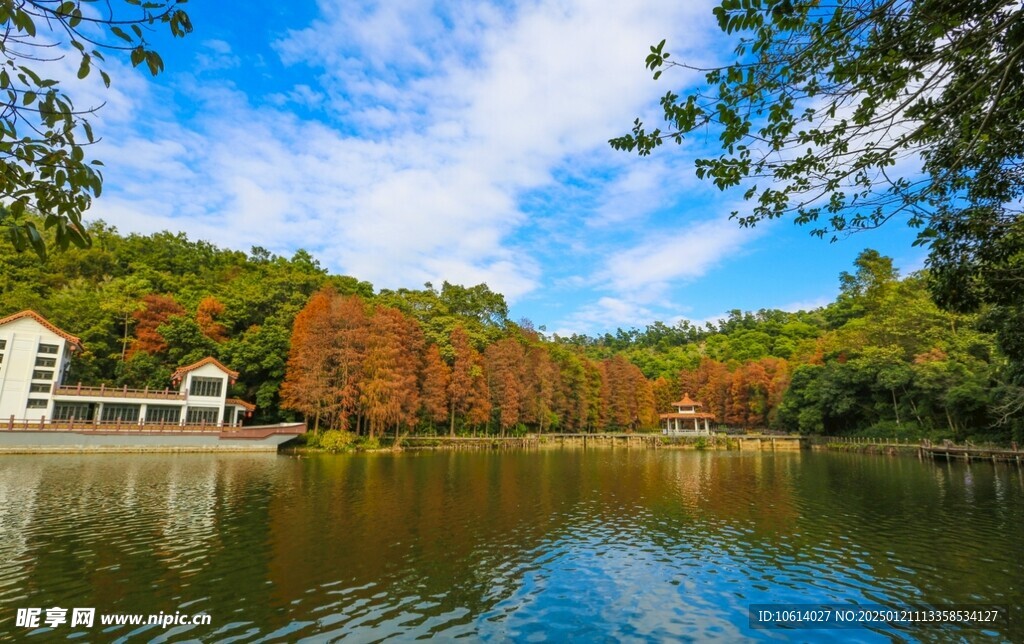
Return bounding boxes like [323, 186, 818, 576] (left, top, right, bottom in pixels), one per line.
[121, 313, 131, 360]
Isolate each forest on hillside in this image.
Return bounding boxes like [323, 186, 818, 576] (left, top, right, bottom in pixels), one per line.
[1, 220, 1018, 443]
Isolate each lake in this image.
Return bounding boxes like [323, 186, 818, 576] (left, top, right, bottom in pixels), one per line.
[0, 448, 1021, 641]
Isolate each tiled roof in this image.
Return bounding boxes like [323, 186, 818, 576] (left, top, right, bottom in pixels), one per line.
[225, 397, 256, 411]
[671, 393, 703, 408]
[659, 412, 716, 420]
[171, 357, 239, 383]
[0, 310, 83, 351]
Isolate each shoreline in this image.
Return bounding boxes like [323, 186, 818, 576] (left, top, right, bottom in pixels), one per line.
[283, 433, 808, 454]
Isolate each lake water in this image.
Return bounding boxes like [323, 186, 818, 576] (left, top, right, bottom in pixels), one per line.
[0, 449, 1021, 642]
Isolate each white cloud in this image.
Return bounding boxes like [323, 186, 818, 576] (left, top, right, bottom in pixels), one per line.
[551, 296, 657, 337]
[778, 297, 832, 313]
[196, 39, 240, 71]
[596, 212, 761, 297]
[50, 0, 789, 337]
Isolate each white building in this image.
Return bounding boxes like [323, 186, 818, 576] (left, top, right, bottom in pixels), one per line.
[0, 310, 254, 428]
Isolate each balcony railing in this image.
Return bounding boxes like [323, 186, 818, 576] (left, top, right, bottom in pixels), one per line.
[52, 383, 186, 400]
[3, 416, 243, 432]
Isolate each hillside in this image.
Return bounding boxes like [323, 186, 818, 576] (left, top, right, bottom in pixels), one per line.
[0, 222, 1016, 442]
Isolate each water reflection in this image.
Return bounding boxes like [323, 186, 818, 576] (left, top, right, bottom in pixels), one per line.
[0, 450, 1020, 641]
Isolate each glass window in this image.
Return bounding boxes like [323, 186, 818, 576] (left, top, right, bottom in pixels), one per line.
[0, 353, 4, 364]
[101, 404, 140, 422]
[0, 339, 6, 350]
[32, 370, 53, 380]
[189, 376, 223, 398]
[29, 383, 50, 393]
[186, 407, 219, 424]
[37, 343, 59, 354]
[54, 403, 92, 421]
[26, 399, 48, 409]
[145, 406, 181, 424]
[35, 356, 56, 368]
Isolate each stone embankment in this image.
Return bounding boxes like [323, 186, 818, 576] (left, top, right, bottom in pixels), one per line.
[398, 433, 807, 451]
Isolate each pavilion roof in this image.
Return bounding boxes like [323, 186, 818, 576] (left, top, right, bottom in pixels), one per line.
[659, 412, 716, 420]
[671, 393, 703, 408]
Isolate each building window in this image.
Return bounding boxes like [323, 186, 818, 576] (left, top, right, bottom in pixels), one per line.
[0, 339, 6, 350]
[189, 376, 223, 398]
[0, 353, 4, 364]
[37, 343, 59, 354]
[54, 403, 92, 421]
[29, 383, 50, 393]
[26, 399, 48, 409]
[35, 356, 56, 368]
[186, 407, 219, 424]
[146, 406, 181, 424]
[32, 370, 53, 380]
[101, 404, 140, 422]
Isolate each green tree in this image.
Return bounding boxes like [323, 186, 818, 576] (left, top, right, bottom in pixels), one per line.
[99, 275, 150, 360]
[1, 1, 192, 255]
[225, 322, 292, 423]
[613, 0, 1023, 240]
[614, 0, 1024, 426]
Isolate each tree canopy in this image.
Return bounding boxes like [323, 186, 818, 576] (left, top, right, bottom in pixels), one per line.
[1, 0, 191, 256]
[611, 0, 1023, 242]
[0, 220, 1015, 440]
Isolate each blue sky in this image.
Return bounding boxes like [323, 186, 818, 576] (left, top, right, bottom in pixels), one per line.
[73, 0, 928, 335]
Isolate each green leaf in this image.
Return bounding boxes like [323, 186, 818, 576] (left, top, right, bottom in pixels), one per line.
[13, 9, 37, 37]
[145, 52, 164, 76]
[77, 55, 91, 80]
[111, 26, 133, 43]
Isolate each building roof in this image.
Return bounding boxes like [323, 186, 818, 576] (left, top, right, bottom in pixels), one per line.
[659, 412, 716, 420]
[671, 393, 703, 408]
[225, 397, 256, 411]
[171, 357, 239, 384]
[0, 310, 83, 351]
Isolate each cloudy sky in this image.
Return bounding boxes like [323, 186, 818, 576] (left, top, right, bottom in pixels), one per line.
[77, 0, 926, 335]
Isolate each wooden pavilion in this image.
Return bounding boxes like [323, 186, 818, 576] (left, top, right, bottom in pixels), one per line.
[660, 393, 715, 436]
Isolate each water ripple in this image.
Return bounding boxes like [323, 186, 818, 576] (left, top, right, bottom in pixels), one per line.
[0, 451, 1020, 641]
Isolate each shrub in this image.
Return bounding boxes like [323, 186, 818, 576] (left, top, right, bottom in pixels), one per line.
[318, 430, 356, 453]
[355, 436, 380, 451]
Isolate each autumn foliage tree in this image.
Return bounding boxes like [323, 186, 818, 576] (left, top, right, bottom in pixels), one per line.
[677, 357, 791, 429]
[280, 289, 338, 432]
[522, 345, 556, 432]
[196, 296, 229, 343]
[360, 305, 424, 440]
[485, 338, 527, 436]
[602, 355, 658, 430]
[448, 325, 491, 435]
[420, 344, 451, 426]
[129, 294, 185, 357]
